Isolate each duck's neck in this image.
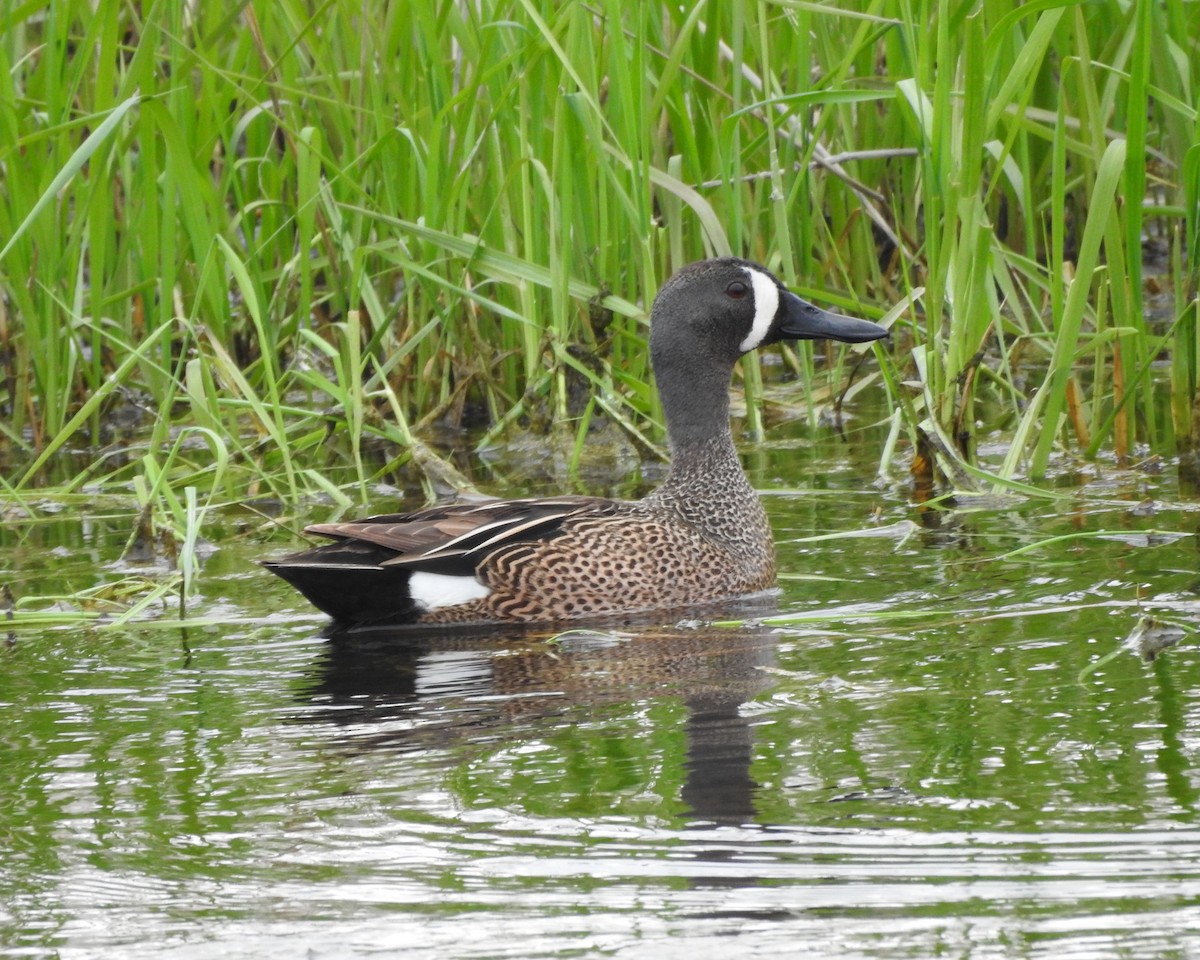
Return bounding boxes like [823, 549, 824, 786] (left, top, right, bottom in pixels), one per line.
[658, 431, 751, 496]
[654, 360, 755, 501]
[655, 354, 734, 443]
[649, 359, 773, 570]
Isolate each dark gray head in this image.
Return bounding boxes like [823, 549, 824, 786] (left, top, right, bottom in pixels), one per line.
[650, 257, 887, 368]
[649, 258, 887, 446]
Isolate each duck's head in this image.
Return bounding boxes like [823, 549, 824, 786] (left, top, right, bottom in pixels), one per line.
[649, 257, 888, 373]
[647, 257, 889, 446]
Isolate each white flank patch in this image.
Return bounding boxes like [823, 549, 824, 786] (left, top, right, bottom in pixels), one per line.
[409, 571, 491, 610]
[737, 267, 780, 352]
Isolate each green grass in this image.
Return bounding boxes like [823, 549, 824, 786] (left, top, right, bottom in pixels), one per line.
[1, 0, 1197, 525]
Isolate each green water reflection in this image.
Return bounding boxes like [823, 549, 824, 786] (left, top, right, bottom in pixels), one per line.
[3, 427, 1200, 958]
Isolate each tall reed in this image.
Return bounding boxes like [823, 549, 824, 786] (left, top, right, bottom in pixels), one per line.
[0, 0, 1195, 510]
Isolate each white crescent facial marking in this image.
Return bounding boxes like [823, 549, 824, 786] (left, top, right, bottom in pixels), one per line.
[409, 571, 491, 610]
[738, 267, 780, 353]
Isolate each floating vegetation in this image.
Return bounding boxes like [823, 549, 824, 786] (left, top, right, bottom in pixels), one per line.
[1080, 615, 1193, 682]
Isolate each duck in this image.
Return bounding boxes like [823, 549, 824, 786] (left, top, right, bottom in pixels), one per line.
[263, 257, 888, 627]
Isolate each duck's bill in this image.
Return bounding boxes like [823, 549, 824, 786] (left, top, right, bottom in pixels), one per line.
[779, 291, 889, 344]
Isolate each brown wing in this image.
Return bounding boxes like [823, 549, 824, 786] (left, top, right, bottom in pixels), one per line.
[302, 495, 617, 577]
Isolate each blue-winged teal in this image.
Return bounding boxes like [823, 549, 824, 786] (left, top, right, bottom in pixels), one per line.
[264, 257, 887, 626]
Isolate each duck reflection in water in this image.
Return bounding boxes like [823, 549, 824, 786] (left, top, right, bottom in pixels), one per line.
[294, 617, 779, 827]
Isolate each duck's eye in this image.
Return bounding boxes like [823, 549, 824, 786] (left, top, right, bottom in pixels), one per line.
[726, 281, 748, 299]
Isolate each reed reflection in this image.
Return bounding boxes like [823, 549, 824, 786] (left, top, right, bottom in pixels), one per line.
[297, 621, 779, 825]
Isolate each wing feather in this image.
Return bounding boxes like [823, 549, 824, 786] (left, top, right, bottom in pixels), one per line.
[300, 495, 616, 577]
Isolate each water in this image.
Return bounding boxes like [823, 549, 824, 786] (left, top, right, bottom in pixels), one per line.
[4, 423, 1200, 959]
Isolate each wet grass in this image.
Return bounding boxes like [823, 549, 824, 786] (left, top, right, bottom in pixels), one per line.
[1, 0, 1198, 620]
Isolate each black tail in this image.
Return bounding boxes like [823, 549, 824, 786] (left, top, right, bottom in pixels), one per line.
[261, 541, 421, 625]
